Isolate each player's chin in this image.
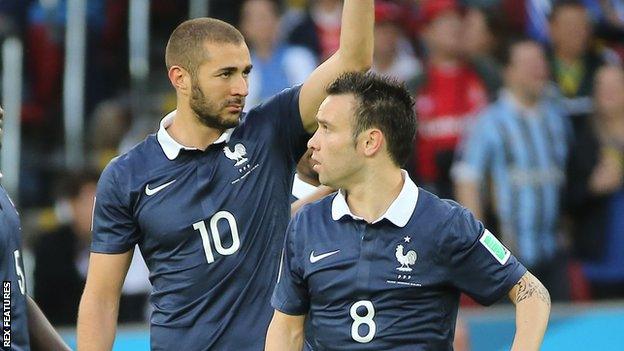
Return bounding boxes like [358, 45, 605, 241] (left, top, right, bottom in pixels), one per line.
[219, 113, 241, 128]
[317, 171, 333, 187]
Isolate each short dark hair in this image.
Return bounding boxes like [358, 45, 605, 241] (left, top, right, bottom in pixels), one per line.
[548, 0, 586, 21]
[326, 72, 416, 167]
[165, 18, 245, 76]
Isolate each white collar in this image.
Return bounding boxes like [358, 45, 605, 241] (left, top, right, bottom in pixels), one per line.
[156, 110, 235, 160]
[331, 170, 419, 227]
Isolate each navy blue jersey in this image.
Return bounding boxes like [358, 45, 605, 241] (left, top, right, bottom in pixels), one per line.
[0, 186, 30, 351]
[92, 86, 308, 350]
[272, 173, 527, 350]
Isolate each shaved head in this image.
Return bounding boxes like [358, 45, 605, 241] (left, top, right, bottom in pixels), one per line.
[165, 18, 245, 77]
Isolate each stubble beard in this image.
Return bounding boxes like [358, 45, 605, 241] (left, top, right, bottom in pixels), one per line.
[189, 82, 242, 130]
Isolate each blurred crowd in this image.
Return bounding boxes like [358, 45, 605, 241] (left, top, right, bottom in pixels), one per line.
[0, 0, 623, 327]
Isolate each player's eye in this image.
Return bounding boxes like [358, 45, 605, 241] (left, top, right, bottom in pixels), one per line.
[219, 71, 232, 78]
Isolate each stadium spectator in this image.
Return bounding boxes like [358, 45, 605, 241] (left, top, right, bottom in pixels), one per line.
[462, 5, 506, 101]
[33, 171, 99, 326]
[410, 0, 488, 199]
[240, 0, 317, 110]
[287, 0, 343, 61]
[547, 0, 608, 133]
[452, 38, 571, 300]
[371, 1, 421, 84]
[88, 99, 132, 171]
[566, 65, 624, 299]
[33, 170, 151, 325]
[582, 1, 624, 62]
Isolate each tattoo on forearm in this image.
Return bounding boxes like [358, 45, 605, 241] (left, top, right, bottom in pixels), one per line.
[515, 275, 551, 307]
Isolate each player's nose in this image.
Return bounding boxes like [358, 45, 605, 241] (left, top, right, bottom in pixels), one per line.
[231, 74, 249, 97]
[307, 130, 319, 150]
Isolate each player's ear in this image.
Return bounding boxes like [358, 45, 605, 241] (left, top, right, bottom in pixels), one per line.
[362, 129, 383, 157]
[168, 66, 191, 95]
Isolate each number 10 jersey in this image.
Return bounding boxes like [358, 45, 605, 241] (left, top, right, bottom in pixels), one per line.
[92, 86, 308, 350]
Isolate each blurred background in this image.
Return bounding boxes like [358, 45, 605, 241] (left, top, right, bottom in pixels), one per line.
[1, 0, 624, 349]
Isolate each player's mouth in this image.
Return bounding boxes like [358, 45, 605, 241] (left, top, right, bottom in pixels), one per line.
[225, 98, 244, 113]
[226, 106, 242, 113]
[310, 155, 320, 171]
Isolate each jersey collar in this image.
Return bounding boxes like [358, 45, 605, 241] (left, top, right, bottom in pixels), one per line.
[331, 170, 419, 227]
[156, 110, 234, 160]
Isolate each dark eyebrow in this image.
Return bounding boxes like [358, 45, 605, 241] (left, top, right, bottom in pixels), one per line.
[216, 67, 238, 74]
[216, 64, 253, 74]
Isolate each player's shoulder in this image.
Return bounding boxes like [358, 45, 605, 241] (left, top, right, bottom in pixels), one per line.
[289, 192, 337, 234]
[246, 85, 302, 116]
[99, 134, 161, 187]
[410, 190, 483, 258]
[412, 189, 474, 235]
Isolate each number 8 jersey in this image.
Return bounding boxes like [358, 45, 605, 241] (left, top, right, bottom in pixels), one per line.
[92, 86, 308, 350]
[272, 172, 527, 350]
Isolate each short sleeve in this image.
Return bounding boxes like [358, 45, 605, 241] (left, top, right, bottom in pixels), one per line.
[90, 162, 140, 254]
[271, 215, 309, 315]
[250, 85, 309, 166]
[451, 112, 497, 182]
[443, 208, 526, 306]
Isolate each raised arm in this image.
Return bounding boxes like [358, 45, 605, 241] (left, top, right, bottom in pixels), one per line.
[77, 251, 134, 350]
[298, 0, 374, 132]
[265, 310, 306, 351]
[507, 271, 551, 351]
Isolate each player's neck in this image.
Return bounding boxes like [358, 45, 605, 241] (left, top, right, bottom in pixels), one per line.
[343, 166, 403, 223]
[168, 106, 227, 150]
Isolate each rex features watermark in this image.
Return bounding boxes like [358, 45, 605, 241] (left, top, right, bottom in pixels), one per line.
[2, 281, 10, 348]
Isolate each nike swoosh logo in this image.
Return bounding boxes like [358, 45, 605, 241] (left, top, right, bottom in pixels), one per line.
[145, 180, 176, 196]
[309, 249, 340, 263]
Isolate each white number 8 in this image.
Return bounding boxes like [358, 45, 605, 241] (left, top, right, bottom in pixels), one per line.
[350, 300, 376, 343]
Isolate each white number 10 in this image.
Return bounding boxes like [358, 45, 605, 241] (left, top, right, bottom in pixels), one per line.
[193, 211, 240, 263]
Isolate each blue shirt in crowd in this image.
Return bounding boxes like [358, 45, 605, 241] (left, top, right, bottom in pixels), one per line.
[453, 90, 570, 267]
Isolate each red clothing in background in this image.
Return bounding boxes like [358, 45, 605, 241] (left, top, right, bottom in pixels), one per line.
[414, 63, 488, 183]
[315, 23, 341, 61]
